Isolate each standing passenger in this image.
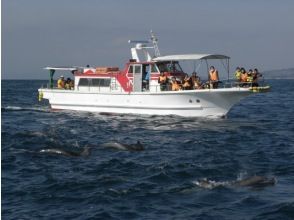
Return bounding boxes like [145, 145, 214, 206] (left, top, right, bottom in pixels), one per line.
[209, 66, 219, 88]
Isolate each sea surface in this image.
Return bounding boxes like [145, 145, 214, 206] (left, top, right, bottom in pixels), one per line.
[2, 78, 294, 219]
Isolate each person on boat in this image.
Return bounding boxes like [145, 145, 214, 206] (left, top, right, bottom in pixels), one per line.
[235, 67, 242, 82]
[158, 71, 168, 91]
[191, 72, 203, 89]
[182, 73, 192, 90]
[57, 76, 65, 89]
[246, 69, 253, 86]
[240, 68, 248, 87]
[209, 66, 219, 89]
[65, 78, 72, 89]
[252, 68, 262, 87]
[170, 77, 181, 91]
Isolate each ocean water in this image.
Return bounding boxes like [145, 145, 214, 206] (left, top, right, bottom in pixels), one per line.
[2, 78, 294, 219]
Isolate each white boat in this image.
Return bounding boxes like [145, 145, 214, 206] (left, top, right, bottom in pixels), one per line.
[38, 32, 269, 117]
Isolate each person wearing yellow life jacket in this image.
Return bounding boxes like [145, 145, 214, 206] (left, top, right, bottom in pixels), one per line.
[64, 78, 72, 89]
[209, 66, 219, 89]
[171, 77, 181, 91]
[57, 76, 65, 89]
[246, 69, 253, 85]
[158, 72, 168, 91]
[235, 67, 242, 82]
[182, 74, 192, 90]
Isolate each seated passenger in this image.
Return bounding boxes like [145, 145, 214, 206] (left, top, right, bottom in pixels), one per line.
[246, 69, 253, 85]
[182, 74, 192, 90]
[65, 78, 72, 89]
[235, 67, 242, 82]
[171, 77, 181, 91]
[194, 76, 203, 89]
[57, 76, 65, 89]
[240, 68, 248, 87]
[209, 66, 219, 88]
[158, 72, 168, 91]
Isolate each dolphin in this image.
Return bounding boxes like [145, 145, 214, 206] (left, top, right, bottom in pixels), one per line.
[39, 147, 90, 157]
[233, 176, 277, 187]
[101, 141, 144, 151]
[194, 176, 277, 189]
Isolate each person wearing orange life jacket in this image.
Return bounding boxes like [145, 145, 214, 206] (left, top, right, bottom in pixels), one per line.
[158, 71, 168, 91]
[240, 68, 248, 87]
[209, 66, 219, 89]
[57, 76, 65, 89]
[182, 74, 192, 90]
[170, 77, 181, 91]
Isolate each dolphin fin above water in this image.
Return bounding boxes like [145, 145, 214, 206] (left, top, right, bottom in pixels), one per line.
[39, 147, 90, 157]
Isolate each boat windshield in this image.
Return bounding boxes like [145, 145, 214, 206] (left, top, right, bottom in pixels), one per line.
[156, 62, 183, 73]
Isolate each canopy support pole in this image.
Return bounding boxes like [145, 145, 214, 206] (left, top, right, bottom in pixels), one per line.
[205, 59, 209, 80]
[49, 69, 55, 89]
[227, 58, 230, 81]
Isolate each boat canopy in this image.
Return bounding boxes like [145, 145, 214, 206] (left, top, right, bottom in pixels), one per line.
[44, 67, 78, 71]
[152, 54, 230, 61]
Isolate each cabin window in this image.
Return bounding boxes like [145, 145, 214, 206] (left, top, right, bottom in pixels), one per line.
[128, 65, 133, 73]
[151, 64, 159, 73]
[78, 78, 89, 86]
[91, 78, 111, 87]
[78, 78, 110, 87]
[157, 62, 183, 73]
[134, 65, 141, 73]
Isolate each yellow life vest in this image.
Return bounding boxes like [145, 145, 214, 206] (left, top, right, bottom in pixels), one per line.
[57, 79, 65, 88]
[235, 70, 241, 80]
[247, 75, 253, 82]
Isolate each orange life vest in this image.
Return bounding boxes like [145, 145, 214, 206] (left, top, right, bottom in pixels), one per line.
[171, 81, 181, 91]
[241, 73, 248, 82]
[209, 70, 219, 81]
[159, 75, 167, 84]
[183, 77, 191, 88]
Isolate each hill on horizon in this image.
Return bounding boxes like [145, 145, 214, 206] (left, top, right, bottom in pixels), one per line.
[263, 68, 294, 79]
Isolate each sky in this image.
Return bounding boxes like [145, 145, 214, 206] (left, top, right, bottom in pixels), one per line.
[2, 0, 294, 79]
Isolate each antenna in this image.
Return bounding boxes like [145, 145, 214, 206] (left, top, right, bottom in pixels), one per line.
[150, 30, 160, 57]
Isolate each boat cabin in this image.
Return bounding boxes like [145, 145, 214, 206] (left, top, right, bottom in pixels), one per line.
[44, 33, 230, 93]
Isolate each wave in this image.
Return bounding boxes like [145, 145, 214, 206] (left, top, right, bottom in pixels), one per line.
[193, 178, 231, 189]
[2, 106, 50, 113]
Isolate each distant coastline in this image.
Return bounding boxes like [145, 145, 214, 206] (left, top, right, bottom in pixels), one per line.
[263, 68, 294, 79]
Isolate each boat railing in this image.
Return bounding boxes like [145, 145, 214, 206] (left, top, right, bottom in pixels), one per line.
[41, 78, 268, 93]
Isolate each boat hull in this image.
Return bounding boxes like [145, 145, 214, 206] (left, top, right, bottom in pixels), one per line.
[38, 88, 252, 117]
